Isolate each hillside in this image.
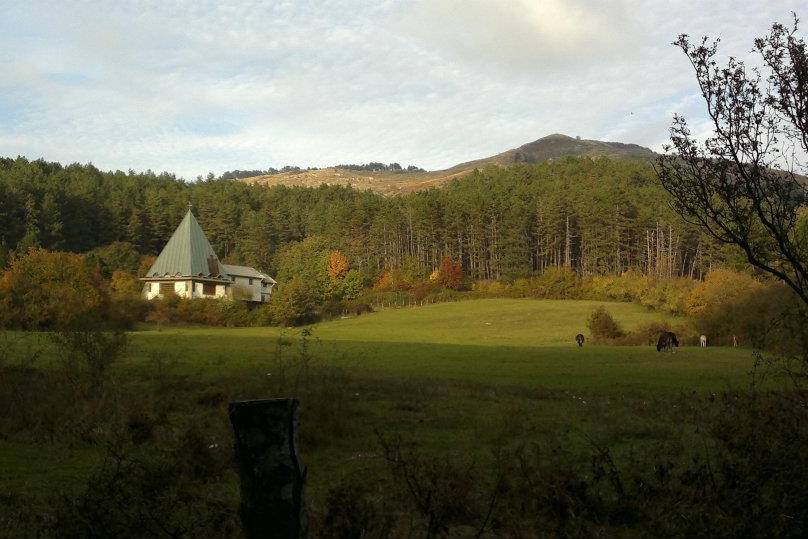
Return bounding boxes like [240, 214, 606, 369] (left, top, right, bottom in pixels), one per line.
[241, 134, 656, 195]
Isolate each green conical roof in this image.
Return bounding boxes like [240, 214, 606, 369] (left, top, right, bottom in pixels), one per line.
[146, 210, 225, 278]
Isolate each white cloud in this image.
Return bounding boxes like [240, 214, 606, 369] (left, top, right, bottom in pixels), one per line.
[0, 0, 804, 178]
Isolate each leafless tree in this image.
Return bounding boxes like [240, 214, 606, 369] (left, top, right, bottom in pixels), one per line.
[657, 15, 808, 306]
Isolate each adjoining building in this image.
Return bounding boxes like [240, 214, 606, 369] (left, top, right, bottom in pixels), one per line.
[140, 209, 276, 303]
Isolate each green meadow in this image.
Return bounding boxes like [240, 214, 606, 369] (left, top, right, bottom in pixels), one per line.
[1, 299, 764, 518]
[128, 298, 752, 391]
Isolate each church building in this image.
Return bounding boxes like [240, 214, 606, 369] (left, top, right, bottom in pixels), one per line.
[140, 208, 276, 303]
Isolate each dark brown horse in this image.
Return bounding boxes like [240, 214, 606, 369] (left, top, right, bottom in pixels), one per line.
[575, 334, 585, 347]
[656, 331, 679, 352]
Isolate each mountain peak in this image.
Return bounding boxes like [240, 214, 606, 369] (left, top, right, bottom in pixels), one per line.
[452, 133, 655, 169]
[241, 134, 656, 195]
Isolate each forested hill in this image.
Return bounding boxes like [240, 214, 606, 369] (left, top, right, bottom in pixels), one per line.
[0, 155, 726, 282]
[241, 134, 657, 195]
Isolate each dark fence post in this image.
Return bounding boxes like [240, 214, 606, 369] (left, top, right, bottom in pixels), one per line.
[229, 399, 307, 538]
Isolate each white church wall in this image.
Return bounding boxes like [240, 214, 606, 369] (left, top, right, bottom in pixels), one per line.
[191, 281, 229, 299]
[143, 280, 194, 300]
[142, 279, 271, 303]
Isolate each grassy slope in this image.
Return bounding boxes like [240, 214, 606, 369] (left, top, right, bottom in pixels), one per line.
[2, 299, 762, 513]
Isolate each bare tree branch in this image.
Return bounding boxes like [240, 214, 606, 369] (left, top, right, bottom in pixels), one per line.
[657, 20, 808, 306]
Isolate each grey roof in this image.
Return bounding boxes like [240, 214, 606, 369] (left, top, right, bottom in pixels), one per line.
[145, 210, 226, 279]
[221, 264, 277, 283]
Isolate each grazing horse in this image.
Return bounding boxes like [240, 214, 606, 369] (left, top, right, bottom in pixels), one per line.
[656, 331, 679, 352]
[700, 335, 707, 347]
[575, 333, 585, 347]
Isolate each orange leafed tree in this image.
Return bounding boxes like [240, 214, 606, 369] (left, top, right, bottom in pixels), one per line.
[327, 250, 349, 281]
[374, 270, 393, 291]
[438, 256, 464, 290]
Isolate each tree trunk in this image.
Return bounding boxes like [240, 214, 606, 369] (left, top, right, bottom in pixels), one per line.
[564, 215, 571, 268]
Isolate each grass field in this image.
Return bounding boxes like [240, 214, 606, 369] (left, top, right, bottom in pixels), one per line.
[126, 298, 753, 392]
[1, 298, 767, 528]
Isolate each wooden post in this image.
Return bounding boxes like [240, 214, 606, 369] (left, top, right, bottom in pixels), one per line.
[229, 399, 307, 538]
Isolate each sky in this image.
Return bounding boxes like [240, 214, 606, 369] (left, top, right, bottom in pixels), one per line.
[0, 1, 804, 180]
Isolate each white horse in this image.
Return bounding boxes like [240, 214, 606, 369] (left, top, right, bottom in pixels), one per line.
[700, 335, 707, 347]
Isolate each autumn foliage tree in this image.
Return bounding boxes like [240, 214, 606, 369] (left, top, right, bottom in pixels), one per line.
[327, 250, 349, 281]
[374, 270, 393, 291]
[0, 248, 106, 329]
[438, 256, 464, 290]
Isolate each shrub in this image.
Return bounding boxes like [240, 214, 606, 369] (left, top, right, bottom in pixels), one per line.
[173, 297, 225, 325]
[87, 242, 141, 278]
[377, 434, 482, 537]
[587, 306, 625, 341]
[321, 299, 347, 319]
[374, 259, 427, 292]
[251, 303, 276, 326]
[109, 270, 142, 298]
[321, 473, 395, 538]
[685, 268, 763, 318]
[0, 248, 106, 330]
[533, 267, 579, 298]
[51, 446, 238, 537]
[617, 321, 673, 346]
[374, 270, 393, 291]
[269, 277, 321, 326]
[472, 280, 508, 297]
[50, 329, 128, 388]
[137, 255, 157, 277]
[145, 292, 180, 324]
[326, 250, 349, 281]
[335, 269, 364, 300]
[144, 297, 256, 327]
[345, 301, 373, 315]
[412, 281, 437, 301]
[438, 256, 465, 290]
[697, 280, 804, 351]
[217, 301, 253, 327]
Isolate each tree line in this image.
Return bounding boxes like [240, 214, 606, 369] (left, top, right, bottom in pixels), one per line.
[0, 155, 730, 282]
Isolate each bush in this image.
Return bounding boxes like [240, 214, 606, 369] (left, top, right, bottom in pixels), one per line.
[350, 302, 373, 315]
[533, 267, 579, 298]
[335, 269, 364, 300]
[685, 268, 763, 318]
[412, 281, 437, 301]
[696, 280, 804, 351]
[50, 329, 128, 386]
[51, 446, 238, 537]
[617, 321, 673, 346]
[0, 248, 106, 330]
[472, 280, 508, 297]
[251, 303, 276, 326]
[269, 277, 321, 326]
[87, 242, 141, 278]
[587, 306, 625, 342]
[321, 299, 347, 319]
[109, 270, 142, 298]
[437, 256, 465, 290]
[506, 268, 580, 299]
[321, 473, 395, 537]
[681, 268, 808, 351]
[580, 271, 696, 314]
[144, 297, 256, 327]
